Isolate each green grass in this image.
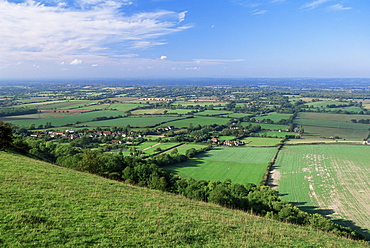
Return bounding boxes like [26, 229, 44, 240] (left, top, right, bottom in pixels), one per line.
[242, 137, 282, 147]
[274, 144, 370, 239]
[166, 147, 278, 185]
[86, 116, 186, 128]
[193, 110, 233, 116]
[295, 113, 370, 140]
[2, 151, 368, 247]
[3, 110, 125, 127]
[253, 112, 292, 122]
[166, 116, 230, 128]
[109, 103, 149, 111]
[243, 122, 288, 131]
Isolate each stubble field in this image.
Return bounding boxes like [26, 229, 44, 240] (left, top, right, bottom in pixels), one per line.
[274, 144, 370, 239]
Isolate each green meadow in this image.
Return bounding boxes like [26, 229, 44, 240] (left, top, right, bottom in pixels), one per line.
[166, 147, 278, 185]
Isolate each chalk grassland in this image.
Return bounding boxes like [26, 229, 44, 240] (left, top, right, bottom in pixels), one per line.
[242, 137, 282, 147]
[3, 152, 370, 247]
[166, 147, 278, 185]
[87, 116, 186, 128]
[274, 145, 370, 239]
[2, 110, 125, 127]
[295, 113, 370, 140]
[164, 116, 230, 128]
[253, 112, 292, 122]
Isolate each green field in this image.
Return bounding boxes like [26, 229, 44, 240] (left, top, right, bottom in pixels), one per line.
[2, 110, 125, 127]
[166, 147, 278, 184]
[165, 116, 230, 128]
[274, 144, 370, 239]
[242, 137, 282, 147]
[109, 103, 149, 111]
[253, 112, 292, 122]
[164, 143, 208, 155]
[194, 110, 233, 116]
[295, 113, 369, 140]
[86, 116, 186, 128]
[1, 151, 367, 247]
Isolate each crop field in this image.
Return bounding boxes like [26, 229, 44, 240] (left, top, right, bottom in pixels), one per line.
[109, 103, 150, 111]
[2, 110, 124, 127]
[166, 147, 277, 184]
[131, 109, 169, 115]
[165, 116, 230, 128]
[259, 130, 293, 138]
[253, 112, 292, 122]
[86, 116, 186, 128]
[274, 145, 370, 239]
[194, 110, 233, 116]
[167, 109, 193, 115]
[243, 122, 288, 131]
[242, 137, 282, 147]
[295, 113, 369, 140]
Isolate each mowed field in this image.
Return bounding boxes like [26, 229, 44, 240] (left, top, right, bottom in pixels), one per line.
[274, 145, 370, 239]
[166, 147, 278, 185]
[295, 112, 370, 140]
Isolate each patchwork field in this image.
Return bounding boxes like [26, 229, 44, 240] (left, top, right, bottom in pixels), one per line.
[165, 116, 230, 128]
[295, 113, 369, 140]
[253, 112, 292, 123]
[166, 147, 278, 184]
[2, 110, 125, 127]
[274, 144, 370, 239]
[86, 116, 186, 128]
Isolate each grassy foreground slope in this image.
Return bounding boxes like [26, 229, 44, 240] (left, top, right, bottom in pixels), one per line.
[0, 152, 368, 247]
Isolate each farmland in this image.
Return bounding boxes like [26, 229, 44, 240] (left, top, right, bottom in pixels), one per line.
[2, 151, 368, 247]
[295, 113, 370, 140]
[166, 147, 278, 184]
[274, 145, 370, 239]
[242, 137, 282, 147]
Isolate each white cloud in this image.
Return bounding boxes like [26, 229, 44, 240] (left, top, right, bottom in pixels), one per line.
[301, 0, 331, 10]
[253, 9, 268, 15]
[328, 4, 351, 11]
[160, 55, 167, 60]
[70, 59, 83, 65]
[0, 0, 191, 66]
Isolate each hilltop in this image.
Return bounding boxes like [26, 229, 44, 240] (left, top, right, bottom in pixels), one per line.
[0, 151, 369, 247]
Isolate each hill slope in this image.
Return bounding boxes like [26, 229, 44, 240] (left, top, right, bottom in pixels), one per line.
[0, 151, 368, 247]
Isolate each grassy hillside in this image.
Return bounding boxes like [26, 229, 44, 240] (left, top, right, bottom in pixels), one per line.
[0, 151, 369, 247]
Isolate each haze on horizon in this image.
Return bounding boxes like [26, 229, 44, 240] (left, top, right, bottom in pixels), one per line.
[1, 0, 370, 79]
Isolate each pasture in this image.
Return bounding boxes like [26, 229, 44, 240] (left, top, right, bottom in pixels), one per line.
[86, 116, 186, 128]
[165, 116, 230, 128]
[242, 137, 282, 147]
[295, 113, 369, 140]
[2, 110, 124, 127]
[274, 144, 370, 239]
[253, 112, 292, 123]
[194, 110, 233, 116]
[166, 147, 278, 184]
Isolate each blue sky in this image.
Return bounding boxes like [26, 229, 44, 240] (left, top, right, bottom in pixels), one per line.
[1, 0, 369, 79]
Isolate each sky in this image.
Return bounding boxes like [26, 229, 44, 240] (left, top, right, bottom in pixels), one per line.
[1, 0, 370, 79]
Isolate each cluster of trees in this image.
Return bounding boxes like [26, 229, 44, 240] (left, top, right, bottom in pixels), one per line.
[351, 119, 370, 124]
[0, 107, 38, 117]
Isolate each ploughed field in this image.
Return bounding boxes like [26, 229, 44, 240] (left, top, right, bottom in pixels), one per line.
[274, 144, 370, 239]
[1, 151, 368, 247]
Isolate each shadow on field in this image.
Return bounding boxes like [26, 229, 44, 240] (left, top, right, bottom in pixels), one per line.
[165, 159, 205, 175]
[290, 201, 370, 241]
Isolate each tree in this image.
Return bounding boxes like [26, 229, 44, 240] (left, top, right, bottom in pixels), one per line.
[0, 121, 13, 150]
